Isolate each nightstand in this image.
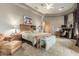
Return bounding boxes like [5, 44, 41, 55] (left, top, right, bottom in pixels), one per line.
[55, 31, 61, 38]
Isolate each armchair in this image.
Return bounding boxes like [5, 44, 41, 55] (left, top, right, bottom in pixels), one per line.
[0, 34, 22, 55]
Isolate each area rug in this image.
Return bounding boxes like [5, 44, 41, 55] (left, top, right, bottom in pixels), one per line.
[13, 38, 79, 56]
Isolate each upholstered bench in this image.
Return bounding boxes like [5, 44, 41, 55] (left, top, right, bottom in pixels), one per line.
[40, 36, 56, 50]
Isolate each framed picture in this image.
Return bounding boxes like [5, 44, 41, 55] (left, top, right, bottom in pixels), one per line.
[24, 16, 32, 24]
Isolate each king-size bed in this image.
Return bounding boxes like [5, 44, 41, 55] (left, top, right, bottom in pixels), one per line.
[21, 32, 56, 50]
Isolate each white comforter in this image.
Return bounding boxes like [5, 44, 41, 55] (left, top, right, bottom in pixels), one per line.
[22, 32, 35, 45]
[22, 32, 50, 45]
[22, 32, 56, 50]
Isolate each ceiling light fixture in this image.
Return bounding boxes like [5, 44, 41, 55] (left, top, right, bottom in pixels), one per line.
[45, 3, 54, 10]
[58, 7, 64, 11]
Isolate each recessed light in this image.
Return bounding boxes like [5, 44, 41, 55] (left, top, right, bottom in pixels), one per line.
[58, 8, 62, 11]
[58, 7, 64, 11]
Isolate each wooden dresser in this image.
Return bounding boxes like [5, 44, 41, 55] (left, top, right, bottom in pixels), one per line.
[20, 24, 33, 32]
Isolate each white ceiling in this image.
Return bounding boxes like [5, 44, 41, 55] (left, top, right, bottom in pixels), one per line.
[25, 3, 76, 16]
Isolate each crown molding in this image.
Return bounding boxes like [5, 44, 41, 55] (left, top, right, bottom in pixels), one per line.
[45, 4, 77, 16]
[14, 3, 44, 16]
[14, 3, 77, 17]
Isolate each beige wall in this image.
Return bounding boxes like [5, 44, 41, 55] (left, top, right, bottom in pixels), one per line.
[43, 16, 64, 33]
[44, 13, 74, 32]
[45, 13, 74, 28]
[45, 16, 64, 28]
[0, 4, 42, 33]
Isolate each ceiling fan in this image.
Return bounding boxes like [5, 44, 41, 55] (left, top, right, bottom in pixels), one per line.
[41, 3, 54, 10]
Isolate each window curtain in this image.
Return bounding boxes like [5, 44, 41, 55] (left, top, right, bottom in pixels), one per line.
[75, 3, 79, 46]
[64, 15, 68, 25]
[73, 10, 77, 37]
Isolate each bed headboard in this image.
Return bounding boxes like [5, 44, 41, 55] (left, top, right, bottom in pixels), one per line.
[20, 24, 33, 32]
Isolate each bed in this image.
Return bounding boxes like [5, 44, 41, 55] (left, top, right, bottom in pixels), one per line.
[22, 32, 50, 44]
[22, 32, 56, 50]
